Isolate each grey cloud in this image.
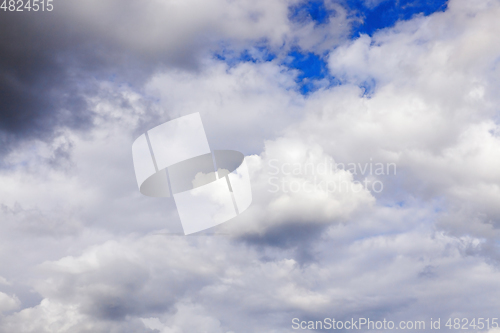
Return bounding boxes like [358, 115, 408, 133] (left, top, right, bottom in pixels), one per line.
[0, 0, 352, 159]
[0, 10, 132, 156]
[19, 224, 500, 333]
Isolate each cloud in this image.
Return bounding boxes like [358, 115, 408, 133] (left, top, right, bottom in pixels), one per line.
[141, 302, 226, 333]
[219, 136, 375, 245]
[0, 292, 20, 313]
[2, 0, 500, 331]
[0, 298, 154, 333]
[0, 0, 352, 158]
[2, 213, 499, 332]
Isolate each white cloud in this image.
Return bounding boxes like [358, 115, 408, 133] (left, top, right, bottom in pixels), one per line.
[219, 136, 375, 237]
[0, 292, 20, 313]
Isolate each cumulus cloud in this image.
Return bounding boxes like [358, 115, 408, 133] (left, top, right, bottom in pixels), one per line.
[219, 136, 375, 244]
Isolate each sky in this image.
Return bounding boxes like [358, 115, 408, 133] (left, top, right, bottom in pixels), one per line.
[1, 0, 500, 332]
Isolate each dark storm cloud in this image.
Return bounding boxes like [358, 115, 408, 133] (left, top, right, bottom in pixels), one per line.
[0, 11, 93, 154]
[0, 5, 192, 158]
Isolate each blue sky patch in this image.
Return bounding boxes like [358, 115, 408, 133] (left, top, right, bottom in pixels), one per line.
[286, 51, 326, 81]
[284, 50, 334, 94]
[347, 0, 448, 36]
